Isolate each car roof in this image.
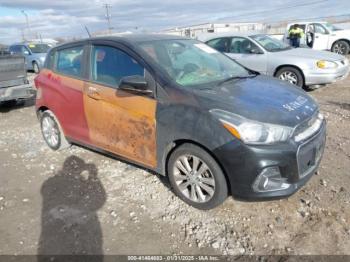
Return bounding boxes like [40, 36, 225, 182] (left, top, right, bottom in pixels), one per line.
[10, 42, 49, 46]
[54, 34, 190, 49]
[198, 32, 261, 42]
[287, 21, 326, 25]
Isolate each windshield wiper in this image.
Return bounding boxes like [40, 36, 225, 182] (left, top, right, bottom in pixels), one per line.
[218, 74, 257, 86]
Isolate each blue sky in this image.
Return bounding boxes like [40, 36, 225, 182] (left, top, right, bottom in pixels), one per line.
[0, 0, 349, 44]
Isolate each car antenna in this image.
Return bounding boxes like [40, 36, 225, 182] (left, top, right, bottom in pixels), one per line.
[84, 25, 92, 38]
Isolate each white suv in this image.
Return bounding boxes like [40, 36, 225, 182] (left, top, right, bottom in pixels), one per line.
[283, 21, 350, 55]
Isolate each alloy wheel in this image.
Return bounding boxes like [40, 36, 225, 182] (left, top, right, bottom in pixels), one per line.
[173, 155, 216, 203]
[42, 115, 59, 148]
[33, 62, 40, 74]
[333, 43, 347, 55]
[279, 71, 298, 85]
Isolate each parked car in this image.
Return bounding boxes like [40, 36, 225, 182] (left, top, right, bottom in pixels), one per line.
[0, 48, 10, 55]
[9, 43, 50, 73]
[280, 21, 350, 55]
[202, 33, 350, 88]
[0, 54, 33, 104]
[35, 35, 326, 209]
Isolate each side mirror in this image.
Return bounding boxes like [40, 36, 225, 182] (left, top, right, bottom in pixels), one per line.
[23, 50, 30, 55]
[250, 48, 263, 54]
[119, 75, 152, 95]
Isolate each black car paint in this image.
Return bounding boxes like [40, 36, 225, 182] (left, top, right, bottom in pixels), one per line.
[43, 35, 324, 200]
[192, 75, 318, 126]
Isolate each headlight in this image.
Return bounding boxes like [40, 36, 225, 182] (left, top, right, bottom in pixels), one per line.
[210, 109, 293, 144]
[316, 60, 338, 69]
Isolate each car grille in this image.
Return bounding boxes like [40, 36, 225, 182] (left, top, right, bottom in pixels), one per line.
[296, 124, 326, 178]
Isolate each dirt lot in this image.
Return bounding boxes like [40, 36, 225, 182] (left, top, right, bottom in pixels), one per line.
[0, 72, 349, 257]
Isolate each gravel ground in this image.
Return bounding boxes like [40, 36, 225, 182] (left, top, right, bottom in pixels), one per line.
[0, 72, 349, 256]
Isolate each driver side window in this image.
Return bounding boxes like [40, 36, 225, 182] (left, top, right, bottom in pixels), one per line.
[21, 46, 30, 55]
[230, 37, 260, 54]
[313, 23, 328, 34]
[91, 45, 145, 87]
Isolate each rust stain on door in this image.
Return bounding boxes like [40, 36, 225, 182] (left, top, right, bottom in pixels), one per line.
[83, 82, 157, 168]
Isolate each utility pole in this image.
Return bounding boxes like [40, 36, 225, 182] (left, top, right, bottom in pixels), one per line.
[20, 28, 25, 42]
[103, 3, 113, 34]
[21, 10, 31, 40]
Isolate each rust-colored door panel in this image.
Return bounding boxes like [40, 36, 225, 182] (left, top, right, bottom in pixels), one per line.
[83, 82, 157, 168]
[86, 86, 102, 100]
[39, 70, 90, 143]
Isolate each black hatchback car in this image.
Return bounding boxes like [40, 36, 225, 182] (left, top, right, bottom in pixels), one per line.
[35, 34, 326, 209]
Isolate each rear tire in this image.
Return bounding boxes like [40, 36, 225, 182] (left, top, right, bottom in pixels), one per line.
[276, 66, 304, 88]
[40, 110, 70, 151]
[167, 143, 228, 210]
[331, 40, 350, 55]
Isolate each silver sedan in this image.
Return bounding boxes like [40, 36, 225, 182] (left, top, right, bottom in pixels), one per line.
[201, 33, 350, 88]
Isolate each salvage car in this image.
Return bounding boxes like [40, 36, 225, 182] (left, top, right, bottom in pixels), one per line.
[9, 42, 50, 73]
[202, 33, 350, 88]
[35, 35, 326, 209]
[0, 54, 33, 104]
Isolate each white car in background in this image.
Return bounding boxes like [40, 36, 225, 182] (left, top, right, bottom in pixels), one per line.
[282, 21, 350, 55]
[201, 33, 350, 88]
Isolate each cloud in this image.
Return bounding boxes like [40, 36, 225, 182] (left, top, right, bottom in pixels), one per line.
[0, 0, 349, 44]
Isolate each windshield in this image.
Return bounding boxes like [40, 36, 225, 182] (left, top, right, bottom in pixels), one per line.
[138, 39, 251, 88]
[28, 43, 50, 53]
[250, 35, 291, 52]
[323, 22, 342, 31]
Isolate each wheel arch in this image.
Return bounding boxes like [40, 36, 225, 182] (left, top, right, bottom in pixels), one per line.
[274, 64, 305, 86]
[163, 139, 233, 194]
[331, 39, 350, 53]
[32, 60, 39, 66]
[36, 105, 49, 118]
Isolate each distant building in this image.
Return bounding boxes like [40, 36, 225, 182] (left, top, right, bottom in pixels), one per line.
[92, 29, 135, 37]
[27, 38, 59, 46]
[163, 22, 265, 38]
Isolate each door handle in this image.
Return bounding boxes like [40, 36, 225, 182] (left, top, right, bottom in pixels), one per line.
[86, 86, 101, 100]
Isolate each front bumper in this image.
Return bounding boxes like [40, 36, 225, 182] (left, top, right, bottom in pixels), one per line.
[304, 64, 350, 86]
[0, 84, 34, 102]
[213, 121, 326, 200]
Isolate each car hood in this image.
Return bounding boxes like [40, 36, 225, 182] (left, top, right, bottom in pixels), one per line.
[31, 53, 47, 59]
[276, 48, 344, 61]
[333, 29, 350, 38]
[192, 75, 319, 127]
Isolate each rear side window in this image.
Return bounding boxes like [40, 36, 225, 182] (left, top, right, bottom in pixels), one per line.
[56, 46, 84, 77]
[206, 38, 229, 52]
[91, 45, 144, 86]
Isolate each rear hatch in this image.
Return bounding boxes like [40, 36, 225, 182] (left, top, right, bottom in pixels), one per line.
[0, 55, 27, 88]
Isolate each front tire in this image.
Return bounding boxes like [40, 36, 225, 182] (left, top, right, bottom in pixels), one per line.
[331, 40, 350, 55]
[276, 66, 304, 88]
[40, 111, 70, 150]
[167, 143, 228, 210]
[33, 62, 40, 74]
